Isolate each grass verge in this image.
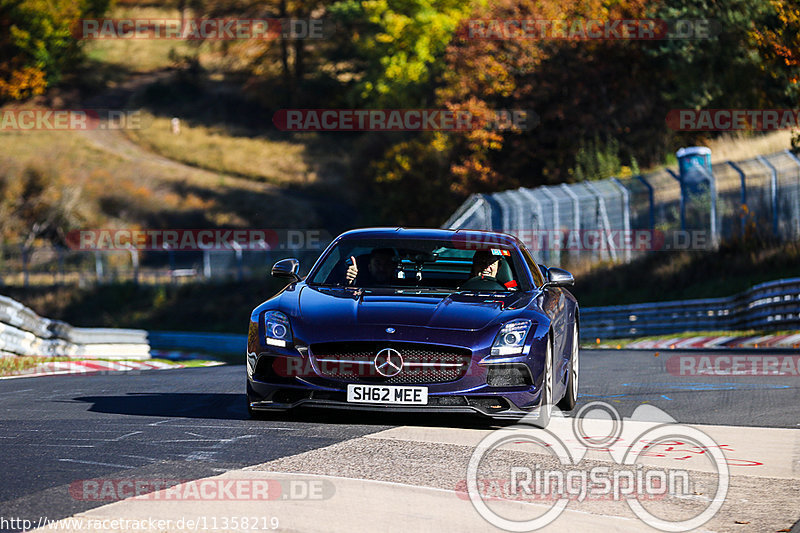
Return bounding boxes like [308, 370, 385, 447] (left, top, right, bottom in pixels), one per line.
[583, 330, 799, 349]
[0, 356, 70, 376]
[572, 239, 800, 307]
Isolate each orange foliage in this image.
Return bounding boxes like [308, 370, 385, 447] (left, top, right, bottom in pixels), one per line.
[0, 63, 47, 100]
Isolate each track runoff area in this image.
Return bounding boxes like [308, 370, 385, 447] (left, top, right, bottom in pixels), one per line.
[3, 348, 798, 533]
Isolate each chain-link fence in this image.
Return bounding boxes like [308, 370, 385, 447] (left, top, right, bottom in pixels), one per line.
[444, 149, 800, 270]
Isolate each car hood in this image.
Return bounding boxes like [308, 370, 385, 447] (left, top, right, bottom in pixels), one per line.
[295, 285, 533, 331]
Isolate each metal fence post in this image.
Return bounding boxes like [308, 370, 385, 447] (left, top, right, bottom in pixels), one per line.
[560, 183, 581, 262]
[611, 178, 632, 262]
[666, 168, 686, 231]
[727, 161, 748, 238]
[494, 192, 514, 234]
[783, 149, 800, 238]
[540, 187, 561, 266]
[507, 190, 529, 244]
[560, 183, 581, 230]
[444, 194, 485, 229]
[21, 245, 29, 287]
[519, 188, 546, 260]
[203, 249, 211, 278]
[635, 174, 655, 230]
[231, 240, 244, 282]
[57, 245, 65, 285]
[756, 155, 779, 236]
[696, 165, 719, 247]
[584, 180, 618, 262]
[127, 245, 139, 286]
[94, 251, 103, 284]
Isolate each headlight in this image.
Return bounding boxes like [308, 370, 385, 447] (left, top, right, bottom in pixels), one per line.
[264, 311, 292, 347]
[491, 320, 532, 356]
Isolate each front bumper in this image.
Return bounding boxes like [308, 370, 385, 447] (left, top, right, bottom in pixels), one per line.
[246, 319, 551, 420]
[247, 360, 545, 420]
[247, 386, 544, 420]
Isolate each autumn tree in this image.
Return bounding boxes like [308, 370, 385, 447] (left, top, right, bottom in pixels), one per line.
[0, 0, 109, 101]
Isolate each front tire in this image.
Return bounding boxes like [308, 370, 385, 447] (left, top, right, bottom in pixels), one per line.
[557, 324, 579, 411]
[531, 335, 554, 428]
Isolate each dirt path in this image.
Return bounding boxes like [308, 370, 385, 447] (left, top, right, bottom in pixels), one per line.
[76, 70, 325, 227]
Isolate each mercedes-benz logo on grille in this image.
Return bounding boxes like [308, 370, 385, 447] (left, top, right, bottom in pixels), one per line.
[374, 348, 403, 377]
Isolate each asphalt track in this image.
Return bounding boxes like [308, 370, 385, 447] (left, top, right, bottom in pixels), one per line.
[1, 349, 798, 532]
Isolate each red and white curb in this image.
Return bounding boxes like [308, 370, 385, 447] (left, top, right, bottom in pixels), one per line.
[622, 332, 800, 350]
[0, 359, 221, 380]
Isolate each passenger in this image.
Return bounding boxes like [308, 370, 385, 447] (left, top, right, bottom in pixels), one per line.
[459, 250, 507, 291]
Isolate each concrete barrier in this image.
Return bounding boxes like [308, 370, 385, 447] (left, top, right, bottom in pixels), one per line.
[0, 296, 150, 360]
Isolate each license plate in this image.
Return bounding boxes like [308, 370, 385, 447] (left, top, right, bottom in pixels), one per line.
[346, 384, 428, 405]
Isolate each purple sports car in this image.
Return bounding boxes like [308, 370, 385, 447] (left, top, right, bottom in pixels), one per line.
[246, 228, 579, 423]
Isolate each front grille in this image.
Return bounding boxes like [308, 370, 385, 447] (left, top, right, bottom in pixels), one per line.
[310, 342, 471, 384]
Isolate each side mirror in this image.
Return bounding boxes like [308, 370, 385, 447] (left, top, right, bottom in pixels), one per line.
[544, 267, 574, 288]
[271, 258, 301, 282]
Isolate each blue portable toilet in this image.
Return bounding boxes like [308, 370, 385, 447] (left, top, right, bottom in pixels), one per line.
[675, 146, 718, 243]
[677, 146, 712, 194]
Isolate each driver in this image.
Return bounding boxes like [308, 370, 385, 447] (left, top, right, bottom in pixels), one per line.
[345, 248, 396, 286]
[459, 250, 507, 291]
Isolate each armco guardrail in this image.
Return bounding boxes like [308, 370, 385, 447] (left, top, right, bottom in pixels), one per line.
[581, 277, 800, 339]
[0, 295, 150, 360]
[147, 331, 246, 354]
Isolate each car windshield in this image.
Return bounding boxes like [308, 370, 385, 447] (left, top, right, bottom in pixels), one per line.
[308, 237, 525, 292]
